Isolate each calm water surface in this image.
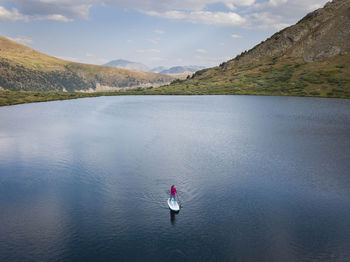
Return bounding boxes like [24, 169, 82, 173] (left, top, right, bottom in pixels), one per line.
[0, 96, 349, 262]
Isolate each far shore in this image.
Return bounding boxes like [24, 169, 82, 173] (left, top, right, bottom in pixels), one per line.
[1, 89, 349, 107]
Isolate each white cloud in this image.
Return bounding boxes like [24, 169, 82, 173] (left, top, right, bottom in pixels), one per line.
[86, 53, 94, 57]
[268, 0, 288, 7]
[225, 3, 236, 10]
[0, 4, 74, 22]
[249, 0, 329, 29]
[39, 14, 72, 22]
[8, 36, 33, 45]
[2, 0, 330, 29]
[0, 6, 28, 21]
[231, 34, 242, 38]
[12, 0, 92, 19]
[146, 10, 245, 26]
[5, 0, 252, 25]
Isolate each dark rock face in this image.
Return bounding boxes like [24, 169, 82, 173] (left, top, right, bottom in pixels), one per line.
[222, 0, 350, 69]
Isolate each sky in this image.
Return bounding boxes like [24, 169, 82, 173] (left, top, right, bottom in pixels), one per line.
[0, 0, 329, 68]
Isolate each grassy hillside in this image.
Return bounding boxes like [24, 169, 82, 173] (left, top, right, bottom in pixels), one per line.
[0, 36, 173, 92]
[159, 55, 350, 98]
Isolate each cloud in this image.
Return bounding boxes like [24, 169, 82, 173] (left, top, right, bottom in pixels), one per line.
[248, 0, 329, 30]
[12, 0, 92, 19]
[39, 14, 72, 22]
[231, 34, 242, 38]
[4, 0, 252, 25]
[86, 53, 94, 57]
[0, 6, 28, 21]
[225, 3, 236, 10]
[146, 10, 245, 26]
[0, 4, 73, 22]
[268, 0, 288, 7]
[2, 0, 330, 29]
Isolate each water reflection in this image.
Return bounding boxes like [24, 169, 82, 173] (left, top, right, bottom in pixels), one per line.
[0, 96, 349, 262]
[170, 211, 178, 225]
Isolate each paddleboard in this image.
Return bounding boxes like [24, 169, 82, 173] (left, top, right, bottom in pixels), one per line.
[168, 198, 180, 212]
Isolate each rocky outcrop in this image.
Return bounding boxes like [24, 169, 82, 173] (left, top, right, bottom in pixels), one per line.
[221, 0, 350, 70]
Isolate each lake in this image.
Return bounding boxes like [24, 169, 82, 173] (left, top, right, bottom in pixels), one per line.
[0, 95, 349, 262]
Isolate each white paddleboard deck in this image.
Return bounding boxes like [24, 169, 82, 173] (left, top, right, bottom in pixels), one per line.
[168, 198, 180, 212]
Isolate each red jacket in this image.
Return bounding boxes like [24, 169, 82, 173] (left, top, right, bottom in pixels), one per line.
[171, 187, 177, 195]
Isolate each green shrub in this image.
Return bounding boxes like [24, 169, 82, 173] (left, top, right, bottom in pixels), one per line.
[309, 91, 320, 96]
[328, 78, 347, 86]
[299, 70, 323, 84]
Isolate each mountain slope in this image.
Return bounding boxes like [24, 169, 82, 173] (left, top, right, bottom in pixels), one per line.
[0, 38, 173, 92]
[104, 59, 150, 72]
[162, 0, 350, 98]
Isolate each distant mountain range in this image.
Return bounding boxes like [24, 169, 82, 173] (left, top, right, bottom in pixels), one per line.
[104, 59, 150, 72]
[104, 60, 205, 75]
[0, 37, 173, 92]
[158, 66, 205, 74]
[149, 66, 167, 73]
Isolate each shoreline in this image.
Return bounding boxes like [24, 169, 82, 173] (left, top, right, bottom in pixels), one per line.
[1, 90, 349, 107]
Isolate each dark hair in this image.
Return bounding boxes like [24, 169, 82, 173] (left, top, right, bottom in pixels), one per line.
[171, 185, 175, 188]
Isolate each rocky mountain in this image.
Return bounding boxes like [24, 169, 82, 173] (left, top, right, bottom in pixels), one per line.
[0, 38, 172, 92]
[221, 0, 350, 69]
[104, 59, 150, 72]
[164, 0, 350, 98]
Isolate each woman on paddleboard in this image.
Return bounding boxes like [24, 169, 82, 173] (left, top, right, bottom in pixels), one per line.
[170, 185, 177, 201]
